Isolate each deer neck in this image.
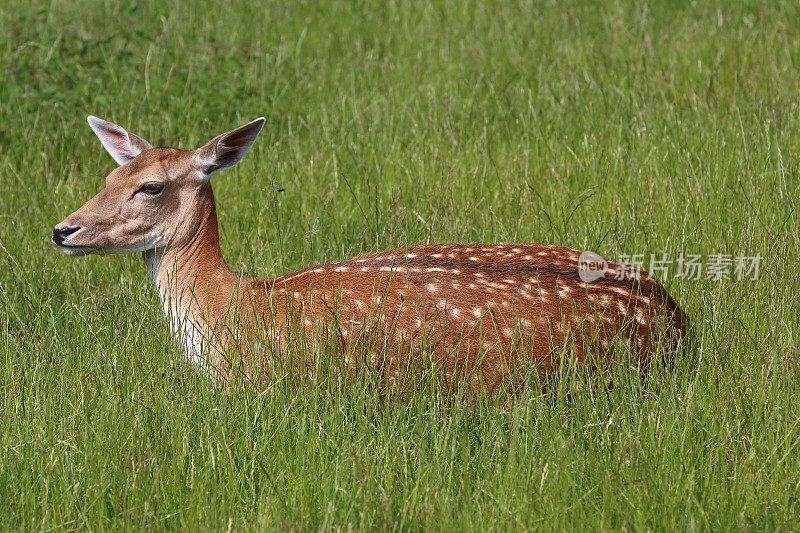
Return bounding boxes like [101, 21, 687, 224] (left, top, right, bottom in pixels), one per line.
[143, 187, 240, 366]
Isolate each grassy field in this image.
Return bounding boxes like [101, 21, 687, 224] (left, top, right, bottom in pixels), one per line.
[2, 0, 800, 530]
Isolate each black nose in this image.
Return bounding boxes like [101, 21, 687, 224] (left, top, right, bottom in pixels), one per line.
[52, 226, 80, 245]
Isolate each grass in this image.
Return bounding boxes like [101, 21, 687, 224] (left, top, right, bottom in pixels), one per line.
[2, 0, 800, 529]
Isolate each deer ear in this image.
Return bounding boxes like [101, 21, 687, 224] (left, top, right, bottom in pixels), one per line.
[87, 116, 153, 165]
[196, 117, 265, 177]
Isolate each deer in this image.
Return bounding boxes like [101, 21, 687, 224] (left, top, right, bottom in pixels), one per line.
[52, 116, 688, 392]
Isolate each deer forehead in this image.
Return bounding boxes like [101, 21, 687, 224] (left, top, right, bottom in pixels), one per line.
[104, 148, 194, 186]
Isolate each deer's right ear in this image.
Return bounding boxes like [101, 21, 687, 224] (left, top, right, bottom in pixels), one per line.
[87, 116, 153, 166]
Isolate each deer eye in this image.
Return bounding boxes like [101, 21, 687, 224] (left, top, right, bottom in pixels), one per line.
[136, 182, 165, 196]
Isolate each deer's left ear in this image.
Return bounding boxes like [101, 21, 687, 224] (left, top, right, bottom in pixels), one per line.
[196, 117, 265, 178]
[87, 116, 153, 165]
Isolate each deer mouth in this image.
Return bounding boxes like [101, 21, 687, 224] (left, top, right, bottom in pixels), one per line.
[52, 240, 95, 256]
[51, 226, 96, 255]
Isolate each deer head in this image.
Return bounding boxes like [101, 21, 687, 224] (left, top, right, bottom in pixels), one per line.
[52, 116, 265, 256]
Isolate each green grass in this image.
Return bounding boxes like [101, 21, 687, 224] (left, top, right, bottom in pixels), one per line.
[2, 0, 800, 529]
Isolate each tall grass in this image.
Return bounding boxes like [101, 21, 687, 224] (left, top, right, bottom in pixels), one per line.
[1, 0, 799, 529]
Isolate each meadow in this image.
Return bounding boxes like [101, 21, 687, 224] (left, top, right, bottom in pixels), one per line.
[2, 0, 800, 530]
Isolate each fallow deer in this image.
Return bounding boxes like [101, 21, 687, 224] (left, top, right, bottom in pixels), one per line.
[53, 116, 688, 391]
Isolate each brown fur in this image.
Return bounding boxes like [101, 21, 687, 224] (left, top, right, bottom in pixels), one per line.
[54, 117, 688, 392]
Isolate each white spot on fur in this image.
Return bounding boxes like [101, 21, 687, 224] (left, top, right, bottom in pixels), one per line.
[279, 270, 311, 283]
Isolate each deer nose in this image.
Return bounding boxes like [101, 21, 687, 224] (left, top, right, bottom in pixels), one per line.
[52, 225, 80, 245]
